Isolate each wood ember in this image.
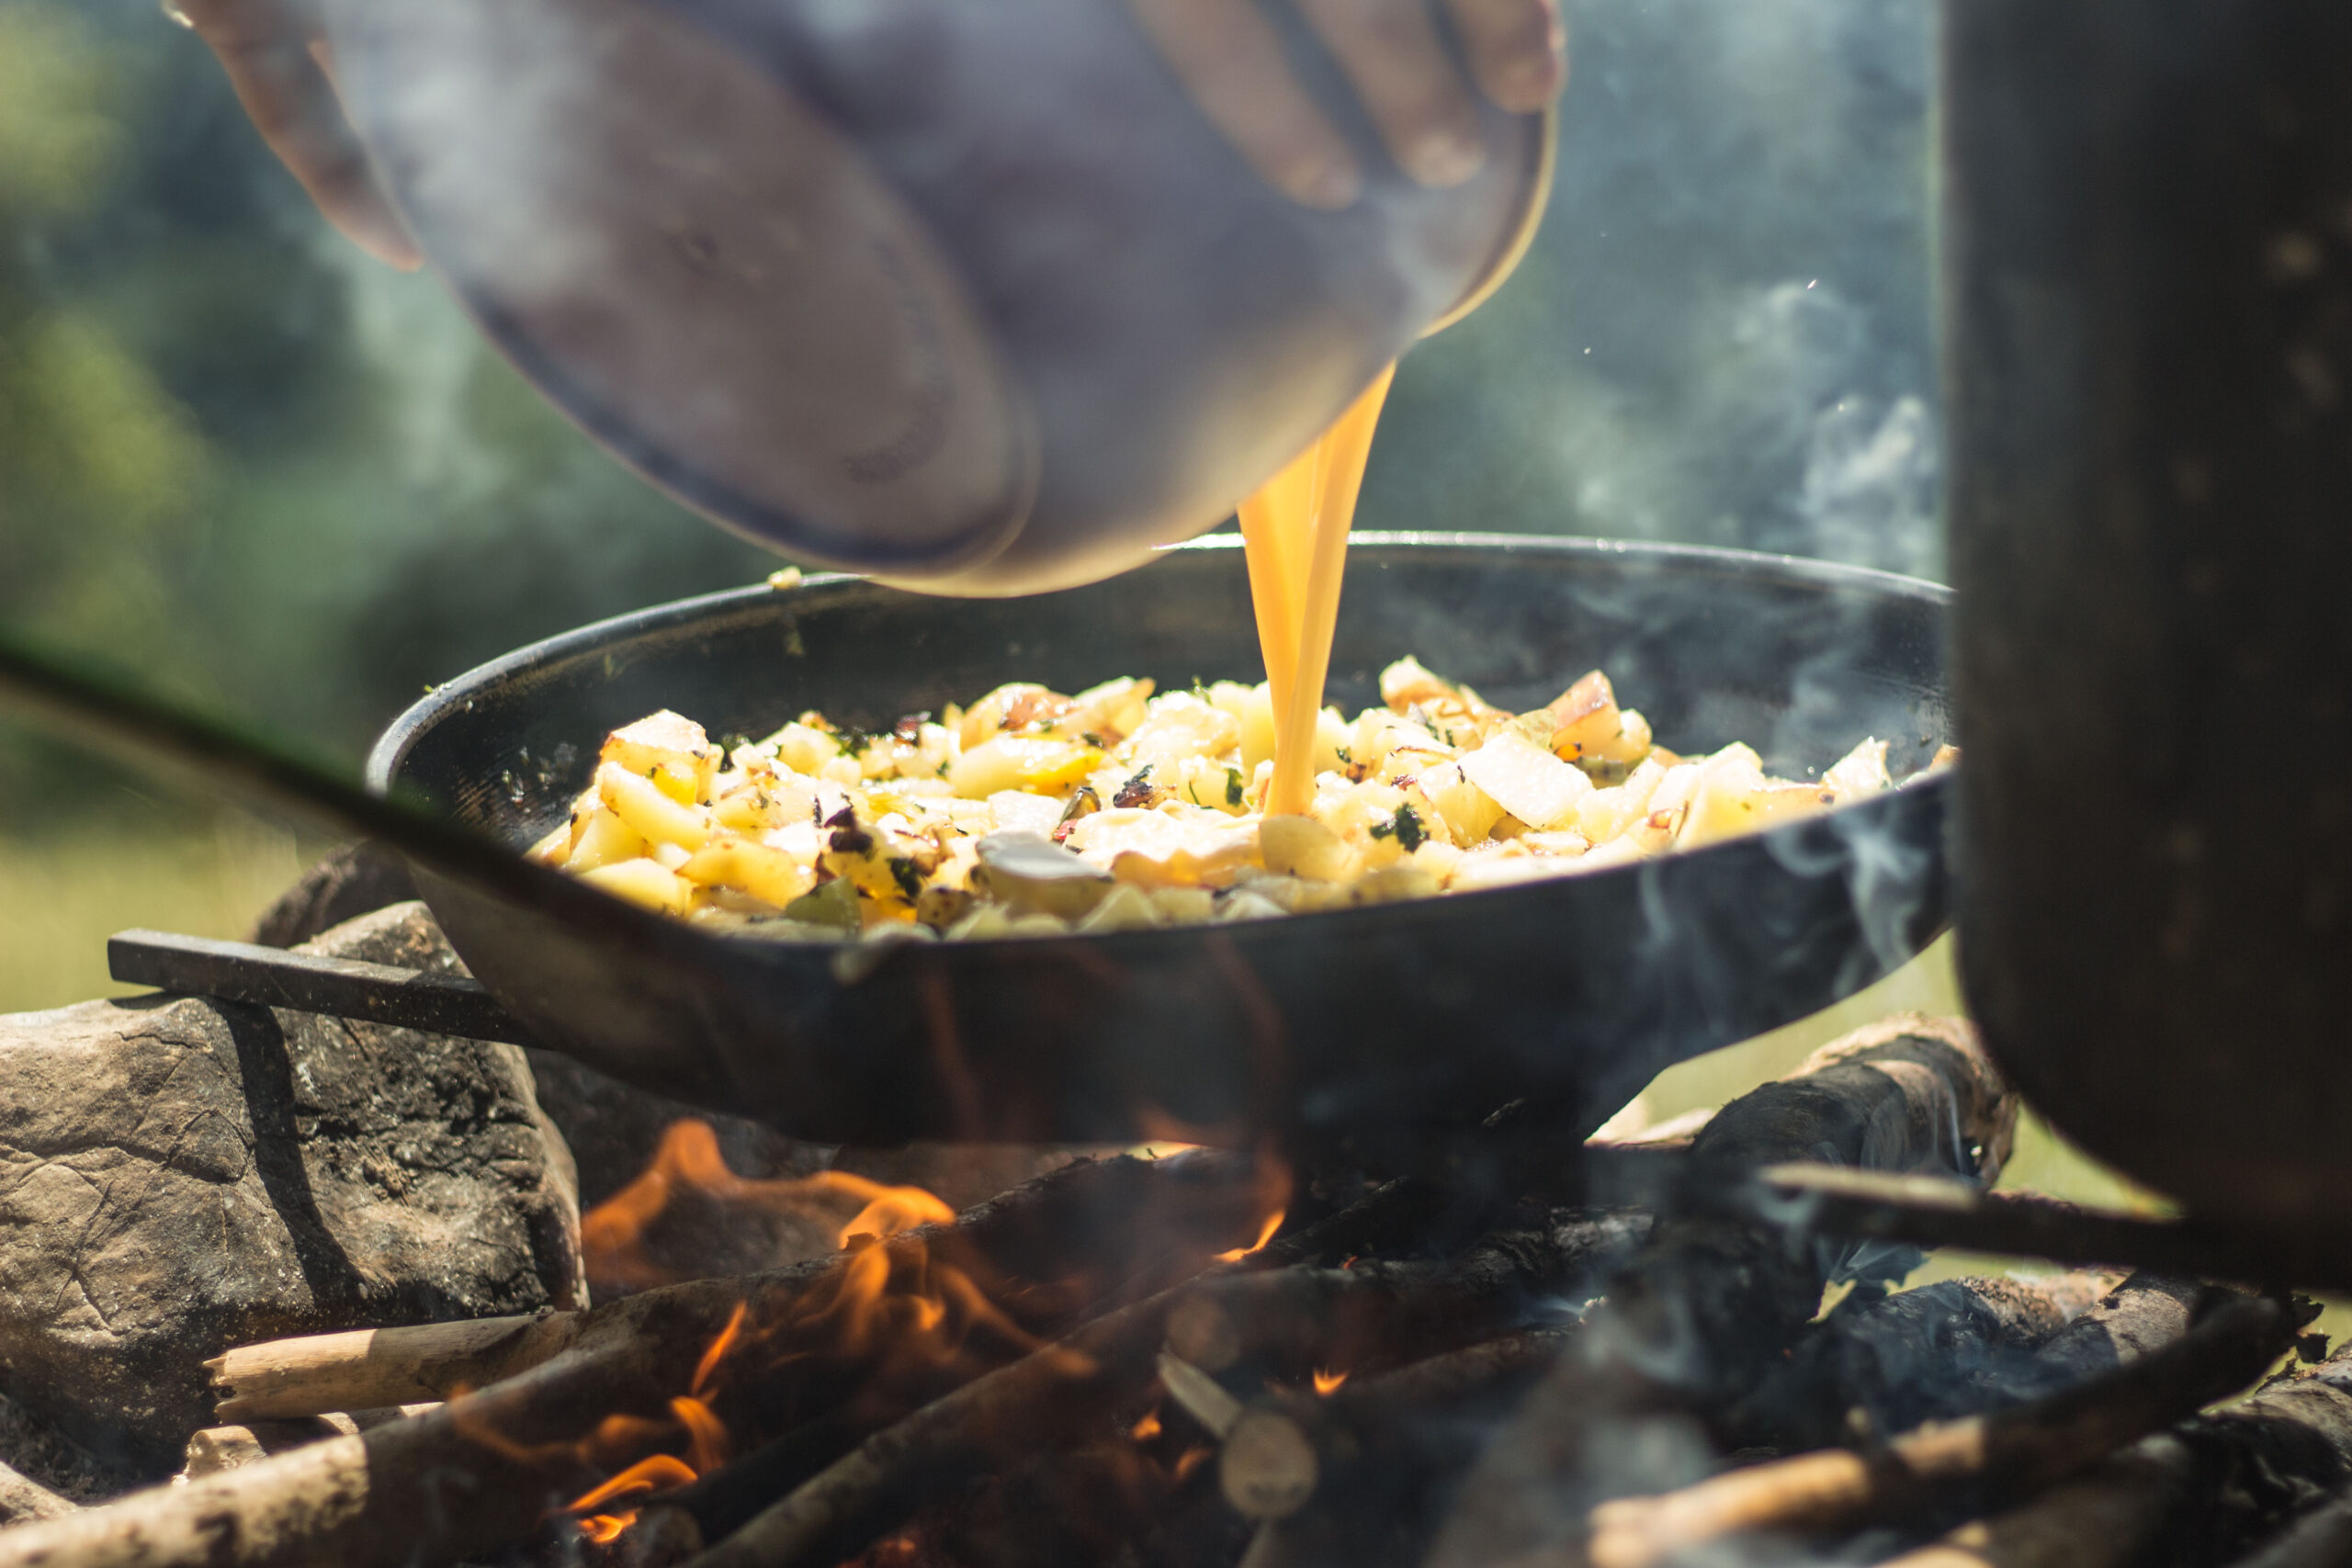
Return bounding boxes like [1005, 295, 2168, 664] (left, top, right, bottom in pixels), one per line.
[681, 1209, 1648, 1568]
[1584, 1288, 2305, 1567]
[1885, 1340, 2352, 1568]
[1426, 1013, 2018, 1568]
[0, 1149, 1263, 1568]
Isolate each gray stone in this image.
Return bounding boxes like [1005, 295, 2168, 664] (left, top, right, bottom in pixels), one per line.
[0, 903, 584, 1475]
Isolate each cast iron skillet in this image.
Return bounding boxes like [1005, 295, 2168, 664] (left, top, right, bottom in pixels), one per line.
[368, 534, 1953, 1158]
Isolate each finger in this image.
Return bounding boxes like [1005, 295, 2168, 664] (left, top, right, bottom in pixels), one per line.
[175, 0, 422, 267]
[1296, 0, 1484, 187]
[1129, 0, 1363, 209]
[1443, 0, 1566, 112]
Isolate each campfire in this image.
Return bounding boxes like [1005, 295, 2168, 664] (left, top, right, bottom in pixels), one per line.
[0, 855, 2346, 1568]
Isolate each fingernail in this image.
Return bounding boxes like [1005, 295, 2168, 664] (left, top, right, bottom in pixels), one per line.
[1294, 157, 1363, 210]
[1502, 52, 1561, 107]
[1408, 128, 1485, 187]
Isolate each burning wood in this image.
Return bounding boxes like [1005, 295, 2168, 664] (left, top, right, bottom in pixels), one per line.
[684, 1210, 1649, 1568]
[0, 1148, 1268, 1568]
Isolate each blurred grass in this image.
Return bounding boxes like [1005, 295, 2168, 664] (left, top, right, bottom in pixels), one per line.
[0, 809, 315, 1013]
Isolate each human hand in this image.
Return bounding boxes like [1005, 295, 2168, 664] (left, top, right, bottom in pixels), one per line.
[1128, 0, 1566, 209]
[167, 0, 421, 267]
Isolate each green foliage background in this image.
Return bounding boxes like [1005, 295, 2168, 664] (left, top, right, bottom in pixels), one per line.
[0, 0, 1939, 1004]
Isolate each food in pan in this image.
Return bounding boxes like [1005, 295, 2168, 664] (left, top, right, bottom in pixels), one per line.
[528, 659, 1946, 941]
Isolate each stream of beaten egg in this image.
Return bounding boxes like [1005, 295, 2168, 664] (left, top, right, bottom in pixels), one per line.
[1236, 364, 1397, 818]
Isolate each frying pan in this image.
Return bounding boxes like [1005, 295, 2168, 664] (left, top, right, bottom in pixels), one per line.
[355, 535, 1954, 1158]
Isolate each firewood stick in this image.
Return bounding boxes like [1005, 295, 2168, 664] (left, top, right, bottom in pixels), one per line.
[1707, 1163, 2352, 1297]
[1884, 1340, 2352, 1568]
[209, 1147, 1260, 1422]
[1427, 1013, 2019, 1568]
[0, 1150, 1264, 1568]
[210, 1313, 582, 1424]
[680, 1211, 1648, 1568]
[1583, 1289, 2303, 1568]
[0, 1460, 74, 1525]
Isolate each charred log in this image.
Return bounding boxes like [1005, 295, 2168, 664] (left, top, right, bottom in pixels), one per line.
[1886, 1341, 2352, 1568]
[1585, 1288, 2305, 1567]
[1426, 1013, 2018, 1568]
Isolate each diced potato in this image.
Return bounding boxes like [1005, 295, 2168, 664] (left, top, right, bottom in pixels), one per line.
[1676, 750, 1838, 849]
[679, 836, 818, 909]
[1520, 829, 1592, 857]
[1079, 884, 1162, 933]
[956, 682, 1072, 747]
[1380, 655, 1463, 712]
[1215, 890, 1288, 923]
[1260, 815, 1359, 882]
[1125, 693, 1242, 765]
[946, 903, 1017, 941]
[949, 737, 1104, 798]
[1574, 784, 1647, 845]
[1547, 672, 1652, 766]
[1048, 676, 1154, 742]
[563, 807, 650, 873]
[1457, 730, 1592, 831]
[1447, 852, 1583, 893]
[711, 770, 820, 833]
[1168, 755, 1247, 814]
[1148, 886, 1217, 924]
[549, 653, 1939, 941]
[579, 857, 695, 914]
[602, 711, 718, 806]
[1225, 682, 1279, 771]
[1823, 738, 1891, 801]
[987, 789, 1067, 837]
[1351, 863, 1443, 904]
[1005, 912, 1072, 938]
[1646, 761, 1705, 818]
[1409, 761, 1505, 844]
[766, 721, 842, 776]
[596, 760, 714, 852]
[526, 816, 577, 865]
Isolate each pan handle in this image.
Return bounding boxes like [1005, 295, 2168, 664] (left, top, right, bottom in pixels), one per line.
[108, 929, 536, 1044]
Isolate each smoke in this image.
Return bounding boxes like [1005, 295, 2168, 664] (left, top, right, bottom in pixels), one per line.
[1367, 0, 1941, 582]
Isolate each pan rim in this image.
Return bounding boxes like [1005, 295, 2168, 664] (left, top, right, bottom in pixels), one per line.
[367, 534, 1951, 965]
[365, 531, 1949, 795]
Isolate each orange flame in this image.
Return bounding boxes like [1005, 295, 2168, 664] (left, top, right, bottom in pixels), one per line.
[581, 1120, 956, 1290]
[1213, 1207, 1286, 1263]
[1312, 1368, 1348, 1395]
[1210, 1145, 1294, 1263]
[558, 1131, 1061, 1549]
[569, 1452, 697, 1542]
[1130, 1405, 1163, 1442]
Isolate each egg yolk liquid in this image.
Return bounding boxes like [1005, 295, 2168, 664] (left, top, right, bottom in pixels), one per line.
[1238, 364, 1396, 818]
